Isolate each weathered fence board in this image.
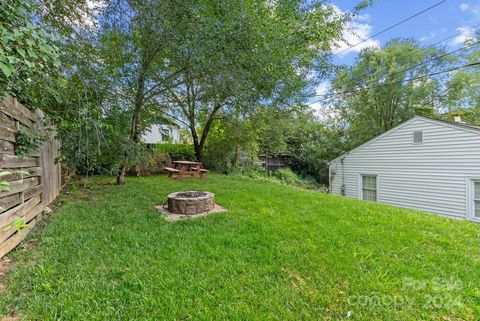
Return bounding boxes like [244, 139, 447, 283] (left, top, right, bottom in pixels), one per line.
[0, 211, 44, 259]
[0, 140, 15, 155]
[0, 177, 40, 198]
[0, 95, 35, 128]
[0, 195, 41, 229]
[0, 202, 44, 244]
[0, 113, 15, 130]
[0, 193, 20, 212]
[0, 126, 16, 142]
[0, 94, 61, 259]
[0, 154, 39, 168]
[24, 184, 43, 199]
[2, 167, 42, 182]
[40, 139, 61, 205]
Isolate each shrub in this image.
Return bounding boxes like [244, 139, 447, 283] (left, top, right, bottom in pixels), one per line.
[233, 166, 323, 191]
[273, 168, 304, 186]
[128, 144, 195, 176]
[133, 151, 172, 176]
[154, 144, 195, 162]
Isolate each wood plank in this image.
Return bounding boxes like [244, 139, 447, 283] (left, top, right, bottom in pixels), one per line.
[24, 184, 43, 200]
[0, 226, 28, 259]
[0, 126, 16, 142]
[0, 95, 35, 127]
[0, 193, 20, 214]
[1, 167, 42, 182]
[0, 177, 40, 198]
[0, 202, 44, 244]
[0, 154, 38, 168]
[0, 112, 15, 130]
[0, 195, 41, 229]
[0, 139, 15, 155]
[28, 148, 41, 157]
[39, 138, 61, 205]
[0, 210, 44, 259]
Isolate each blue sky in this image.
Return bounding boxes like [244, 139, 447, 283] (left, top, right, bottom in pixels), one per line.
[332, 0, 479, 63]
[311, 0, 480, 111]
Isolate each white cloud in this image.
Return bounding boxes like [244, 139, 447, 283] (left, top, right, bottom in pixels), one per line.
[459, 3, 470, 11]
[419, 31, 438, 43]
[309, 81, 332, 118]
[331, 6, 380, 57]
[315, 81, 331, 96]
[80, 0, 105, 29]
[452, 26, 475, 45]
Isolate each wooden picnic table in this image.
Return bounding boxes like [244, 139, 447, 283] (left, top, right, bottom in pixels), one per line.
[164, 161, 209, 179]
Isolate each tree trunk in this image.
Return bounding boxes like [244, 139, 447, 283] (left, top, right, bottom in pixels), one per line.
[191, 127, 202, 161]
[116, 164, 126, 185]
[116, 66, 146, 185]
[234, 145, 240, 168]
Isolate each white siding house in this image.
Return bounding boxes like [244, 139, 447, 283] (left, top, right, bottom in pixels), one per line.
[329, 116, 480, 222]
[141, 120, 182, 144]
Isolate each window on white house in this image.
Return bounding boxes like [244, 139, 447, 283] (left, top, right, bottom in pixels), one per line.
[475, 182, 480, 218]
[362, 175, 377, 202]
[413, 131, 423, 144]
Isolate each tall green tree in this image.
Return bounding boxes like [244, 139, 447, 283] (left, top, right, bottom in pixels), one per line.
[444, 36, 480, 124]
[329, 39, 454, 146]
[160, 0, 351, 162]
[98, 0, 357, 183]
[97, 0, 190, 184]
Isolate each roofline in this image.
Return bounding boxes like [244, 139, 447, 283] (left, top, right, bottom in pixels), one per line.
[328, 115, 480, 165]
[418, 115, 480, 133]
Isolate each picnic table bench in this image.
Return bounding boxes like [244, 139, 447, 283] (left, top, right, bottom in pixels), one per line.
[164, 161, 209, 179]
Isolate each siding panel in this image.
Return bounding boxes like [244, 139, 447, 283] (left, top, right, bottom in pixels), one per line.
[330, 117, 480, 219]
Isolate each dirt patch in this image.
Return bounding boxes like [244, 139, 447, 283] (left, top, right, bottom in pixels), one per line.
[0, 259, 15, 276]
[1, 313, 19, 321]
[21, 242, 36, 251]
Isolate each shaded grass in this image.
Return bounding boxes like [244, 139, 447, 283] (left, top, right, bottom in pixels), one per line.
[0, 174, 479, 320]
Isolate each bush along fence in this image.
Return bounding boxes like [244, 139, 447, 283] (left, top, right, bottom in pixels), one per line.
[0, 94, 61, 259]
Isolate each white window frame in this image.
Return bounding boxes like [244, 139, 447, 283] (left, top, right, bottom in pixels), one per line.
[359, 174, 378, 202]
[466, 178, 480, 222]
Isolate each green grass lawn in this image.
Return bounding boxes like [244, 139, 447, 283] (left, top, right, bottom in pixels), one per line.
[1, 174, 480, 320]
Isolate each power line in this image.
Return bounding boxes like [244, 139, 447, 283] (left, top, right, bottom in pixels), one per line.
[423, 23, 479, 50]
[334, 0, 448, 56]
[314, 38, 480, 98]
[308, 62, 480, 105]
[388, 39, 480, 79]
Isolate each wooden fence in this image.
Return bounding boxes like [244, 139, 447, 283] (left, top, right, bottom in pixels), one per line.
[257, 154, 288, 171]
[0, 94, 61, 259]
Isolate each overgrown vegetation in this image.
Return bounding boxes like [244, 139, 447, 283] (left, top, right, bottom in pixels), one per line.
[2, 0, 480, 185]
[153, 144, 195, 162]
[1, 175, 479, 320]
[14, 128, 46, 156]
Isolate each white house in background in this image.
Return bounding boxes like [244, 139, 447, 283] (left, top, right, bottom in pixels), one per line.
[329, 116, 480, 222]
[141, 118, 182, 144]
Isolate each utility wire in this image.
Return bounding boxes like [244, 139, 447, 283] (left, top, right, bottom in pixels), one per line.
[308, 62, 480, 105]
[334, 0, 448, 56]
[387, 39, 480, 79]
[314, 38, 480, 98]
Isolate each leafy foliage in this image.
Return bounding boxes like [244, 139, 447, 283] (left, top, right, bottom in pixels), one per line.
[153, 144, 195, 162]
[15, 128, 46, 156]
[327, 39, 453, 147]
[0, 171, 11, 192]
[0, 1, 61, 100]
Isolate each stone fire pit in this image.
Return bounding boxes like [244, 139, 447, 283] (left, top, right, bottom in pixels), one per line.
[167, 191, 215, 215]
[156, 190, 227, 221]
